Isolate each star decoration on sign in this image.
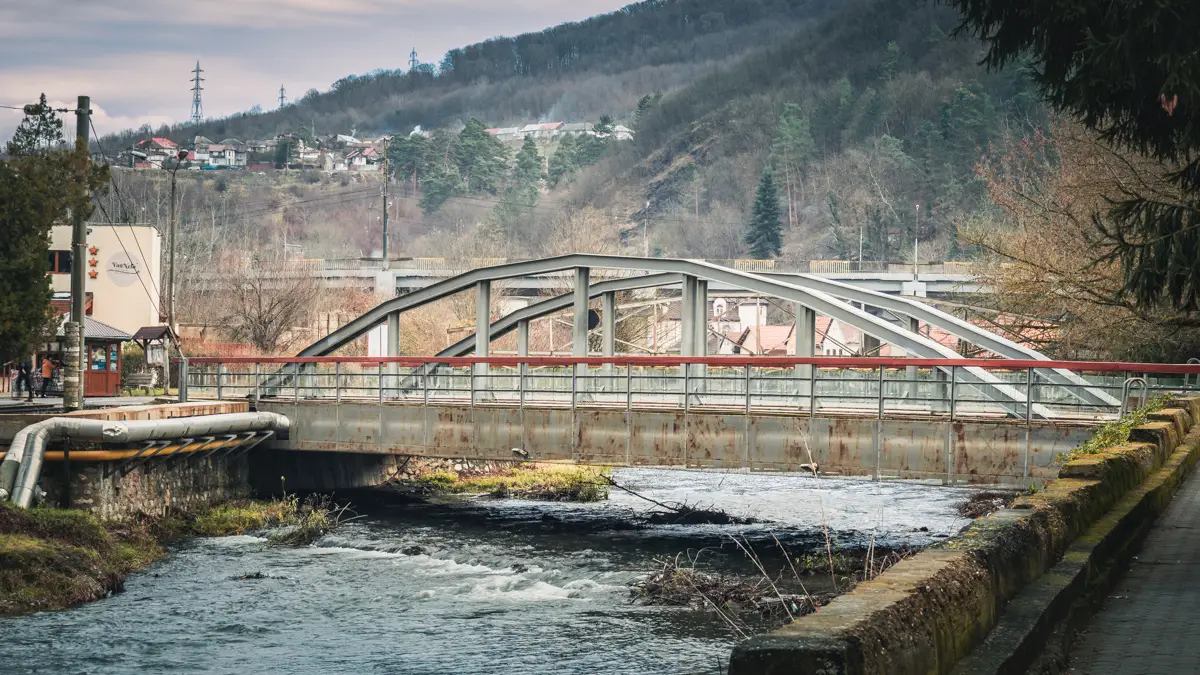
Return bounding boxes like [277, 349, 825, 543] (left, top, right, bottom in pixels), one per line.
[88, 270, 98, 279]
[88, 258, 98, 267]
[88, 246, 98, 255]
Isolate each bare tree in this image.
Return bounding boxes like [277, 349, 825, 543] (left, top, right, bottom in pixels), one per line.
[965, 121, 1200, 361]
[219, 257, 323, 354]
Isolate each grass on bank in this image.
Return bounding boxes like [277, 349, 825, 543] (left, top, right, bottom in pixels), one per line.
[0, 499, 298, 616]
[415, 464, 610, 502]
[1066, 395, 1172, 460]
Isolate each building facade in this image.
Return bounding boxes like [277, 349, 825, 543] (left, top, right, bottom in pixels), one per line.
[48, 224, 163, 336]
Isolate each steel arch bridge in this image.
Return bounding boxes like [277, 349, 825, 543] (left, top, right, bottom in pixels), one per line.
[290, 255, 1118, 419]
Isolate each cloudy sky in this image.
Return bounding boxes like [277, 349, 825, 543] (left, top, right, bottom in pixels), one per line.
[0, 0, 629, 141]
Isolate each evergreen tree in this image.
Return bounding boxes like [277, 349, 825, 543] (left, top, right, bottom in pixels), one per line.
[456, 119, 509, 194]
[388, 132, 432, 193]
[948, 0, 1200, 309]
[745, 168, 783, 258]
[548, 134, 578, 187]
[5, 94, 64, 156]
[492, 136, 544, 234]
[771, 103, 815, 228]
[0, 148, 108, 362]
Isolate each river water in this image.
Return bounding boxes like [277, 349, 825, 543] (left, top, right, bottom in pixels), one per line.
[0, 468, 970, 675]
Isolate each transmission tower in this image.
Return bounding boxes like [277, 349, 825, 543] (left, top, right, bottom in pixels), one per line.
[409, 48, 419, 71]
[190, 61, 204, 124]
[279, 85, 287, 108]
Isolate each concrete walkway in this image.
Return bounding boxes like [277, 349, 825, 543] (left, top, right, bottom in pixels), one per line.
[1070, 467, 1200, 674]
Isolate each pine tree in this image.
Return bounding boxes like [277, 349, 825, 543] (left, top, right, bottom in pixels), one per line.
[548, 134, 578, 187]
[5, 94, 64, 157]
[492, 136, 544, 234]
[771, 103, 815, 228]
[745, 168, 783, 258]
[0, 149, 108, 362]
[456, 118, 509, 194]
[948, 0, 1200, 309]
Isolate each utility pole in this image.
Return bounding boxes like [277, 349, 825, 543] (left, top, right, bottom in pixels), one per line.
[279, 85, 286, 109]
[409, 48, 419, 72]
[63, 96, 91, 411]
[381, 138, 390, 270]
[858, 222, 863, 268]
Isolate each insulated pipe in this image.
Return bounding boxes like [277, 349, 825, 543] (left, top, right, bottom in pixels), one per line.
[2, 412, 289, 508]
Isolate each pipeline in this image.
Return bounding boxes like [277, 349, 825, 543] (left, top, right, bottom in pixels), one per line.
[0, 412, 289, 508]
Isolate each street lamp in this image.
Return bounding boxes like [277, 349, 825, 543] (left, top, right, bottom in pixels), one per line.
[913, 202, 921, 278]
[166, 148, 188, 391]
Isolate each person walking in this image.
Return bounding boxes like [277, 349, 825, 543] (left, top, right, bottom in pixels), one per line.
[16, 359, 33, 402]
[39, 358, 55, 398]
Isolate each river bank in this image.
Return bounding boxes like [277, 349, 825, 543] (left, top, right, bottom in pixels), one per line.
[0, 500, 294, 616]
[0, 468, 974, 674]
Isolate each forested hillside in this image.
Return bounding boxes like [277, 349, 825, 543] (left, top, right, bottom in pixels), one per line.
[99, 0, 1049, 277]
[101, 0, 841, 149]
[587, 0, 1045, 261]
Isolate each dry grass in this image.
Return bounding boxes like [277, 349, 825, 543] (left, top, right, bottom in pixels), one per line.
[418, 464, 611, 502]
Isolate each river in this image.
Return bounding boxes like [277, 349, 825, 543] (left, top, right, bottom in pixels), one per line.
[0, 468, 970, 674]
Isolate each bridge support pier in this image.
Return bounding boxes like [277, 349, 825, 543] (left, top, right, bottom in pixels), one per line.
[906, 316, 920, 403]
[794, 304, 815, 404]
[602, 291, 616, 392]
[475, 280, 490, 403]
[680, 276, 697, 405]
[386, 311, 400, 397]
[573, 267, 590, 400]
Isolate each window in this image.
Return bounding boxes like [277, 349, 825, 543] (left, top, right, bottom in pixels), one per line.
[48, 250, 72, 274]
[90, 345, 107, 371]
[109, 345, 119, 372]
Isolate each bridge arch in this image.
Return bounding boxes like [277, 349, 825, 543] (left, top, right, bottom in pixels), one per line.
[295, 255, 1097, 415]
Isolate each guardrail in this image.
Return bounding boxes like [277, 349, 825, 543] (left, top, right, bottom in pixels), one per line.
[179, 356, 1200, 423]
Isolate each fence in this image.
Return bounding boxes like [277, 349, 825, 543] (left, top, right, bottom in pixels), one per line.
[180, 356, 1200, 423]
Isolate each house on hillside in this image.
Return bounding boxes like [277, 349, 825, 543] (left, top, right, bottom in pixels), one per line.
[558, 122, 594, 137]
[612, 124, 635, 141]
[134, 137, 180, 168]
[487, 127, 522, 142]
[346, 147, 381, 171]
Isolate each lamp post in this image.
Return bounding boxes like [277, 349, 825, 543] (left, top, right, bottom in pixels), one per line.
[913, 202, 921, 278]
[165, 149, 188, 392]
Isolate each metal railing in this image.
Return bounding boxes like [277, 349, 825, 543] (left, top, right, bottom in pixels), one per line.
[309, 258, 978, 276]
[180, 356, 1200, 423]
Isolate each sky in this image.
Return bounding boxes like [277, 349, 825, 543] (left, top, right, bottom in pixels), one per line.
[0, 0, 630, 141]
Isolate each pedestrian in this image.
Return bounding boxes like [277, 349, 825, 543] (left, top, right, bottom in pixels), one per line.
[16, 358, 33, 402]
[40, 358, 55, 398]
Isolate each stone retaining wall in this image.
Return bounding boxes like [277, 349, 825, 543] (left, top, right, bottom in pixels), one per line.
[39, 455, 251, 520]
[729, 398, 1200, 675]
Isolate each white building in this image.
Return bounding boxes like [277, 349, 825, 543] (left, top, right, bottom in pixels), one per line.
[48, 224, 163, 336]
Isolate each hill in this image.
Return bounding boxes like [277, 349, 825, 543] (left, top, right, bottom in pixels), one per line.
[97, 0, 1046, 278]
[584, 0, 1045, 260]
[101, 0, 843, 149]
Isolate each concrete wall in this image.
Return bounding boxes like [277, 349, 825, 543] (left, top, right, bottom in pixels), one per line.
[39, 455, 250, 520]
[259, 400, 1095, 485]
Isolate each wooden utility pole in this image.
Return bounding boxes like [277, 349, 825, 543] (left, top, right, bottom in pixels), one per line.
[64, 96, 91, 411]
